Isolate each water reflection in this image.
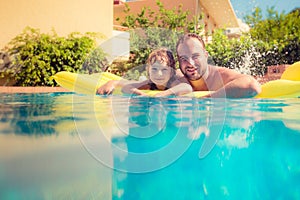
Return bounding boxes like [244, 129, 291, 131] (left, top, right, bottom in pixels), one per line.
[0, 93, 112, 199]
[0, 93, 76, 135]
[112, 97, 198, 172]
[112, 97, 300, 199]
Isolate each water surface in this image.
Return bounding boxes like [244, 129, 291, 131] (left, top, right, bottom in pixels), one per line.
[0, 93, 300, 199]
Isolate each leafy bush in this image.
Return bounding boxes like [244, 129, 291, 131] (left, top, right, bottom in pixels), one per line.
[1, 27, 106, 86]
[129, 28, 181, 66]
[206, 30, 268, 76]
[244, 7, 300, 65]
[117, 0, 202, 33]
[206, 8, 300, 76]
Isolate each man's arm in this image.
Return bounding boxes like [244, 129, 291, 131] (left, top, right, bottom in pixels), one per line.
[208, 68, 261, 98]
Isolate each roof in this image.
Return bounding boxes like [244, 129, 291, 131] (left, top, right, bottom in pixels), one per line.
[200, 0, 239, 28]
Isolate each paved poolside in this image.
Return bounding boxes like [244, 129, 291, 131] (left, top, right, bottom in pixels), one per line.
[0, 87, 69, 93]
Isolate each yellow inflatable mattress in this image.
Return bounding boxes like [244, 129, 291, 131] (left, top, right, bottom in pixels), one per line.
[52, 61, 300, 98]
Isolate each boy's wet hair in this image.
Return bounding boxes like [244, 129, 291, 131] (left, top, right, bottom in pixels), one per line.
[146, 48, 176, 71]
[146, 48, 176, 88]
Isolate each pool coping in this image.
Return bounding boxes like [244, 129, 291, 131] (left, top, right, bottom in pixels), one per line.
[0, 86, 69, 93]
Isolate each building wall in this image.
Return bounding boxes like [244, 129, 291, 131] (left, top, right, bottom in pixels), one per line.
[0, 0, 113, 49]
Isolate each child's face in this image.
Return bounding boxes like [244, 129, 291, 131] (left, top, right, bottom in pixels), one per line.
[149, 61, 173, 88]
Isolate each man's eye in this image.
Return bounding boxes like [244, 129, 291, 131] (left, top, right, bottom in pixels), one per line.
[193, 53, 203, 60]
[179, 57, 187, 62]
[192, 55, 200, 60]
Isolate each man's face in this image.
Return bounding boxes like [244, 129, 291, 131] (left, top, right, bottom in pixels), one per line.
[177, 38, 208, 81]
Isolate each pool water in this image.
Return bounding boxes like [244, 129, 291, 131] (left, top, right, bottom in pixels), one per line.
[0, 93, 300, 200]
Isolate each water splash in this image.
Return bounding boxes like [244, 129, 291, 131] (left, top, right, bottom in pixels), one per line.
[229, 40, 279, 78]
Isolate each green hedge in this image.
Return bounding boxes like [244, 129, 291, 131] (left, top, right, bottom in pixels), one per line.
[1, 27, 107, 86]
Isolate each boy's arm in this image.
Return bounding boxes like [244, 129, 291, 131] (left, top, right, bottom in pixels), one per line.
[96, 79, 130, 95]
[154, 81, 192, 97]
[121, 80, 150, 96]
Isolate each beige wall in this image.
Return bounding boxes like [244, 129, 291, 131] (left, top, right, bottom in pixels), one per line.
[0, 0, 113, 49]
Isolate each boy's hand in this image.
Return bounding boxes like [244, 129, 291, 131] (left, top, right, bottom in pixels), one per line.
[96, 80, 117, 95]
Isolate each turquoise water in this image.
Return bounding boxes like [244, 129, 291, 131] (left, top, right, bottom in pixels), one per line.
[0, 93, 300, 199]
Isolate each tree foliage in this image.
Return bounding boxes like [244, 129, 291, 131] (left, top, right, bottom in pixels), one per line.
[245, 7, 300, 64]
[1, 27, 106, 86]
[206, 30, 267, 76]
[117, 0, 202, 32]
[207, 7, 300, 76]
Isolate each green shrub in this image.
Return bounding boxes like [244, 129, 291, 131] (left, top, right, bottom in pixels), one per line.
[1, 27, 106, 86]
[206, 30, 271, 76]
[207, 17, 300, 77]
[129, 28, 181, 66]
[244, 7, 300, 65]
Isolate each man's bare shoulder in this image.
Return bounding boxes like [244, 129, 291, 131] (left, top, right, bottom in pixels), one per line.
[216, 66, 238, 74]
[215, 66, 244, 79]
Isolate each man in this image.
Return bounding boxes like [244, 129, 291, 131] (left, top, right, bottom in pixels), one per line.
[97, 33, 261, 98]
[175, 33, 261, 98]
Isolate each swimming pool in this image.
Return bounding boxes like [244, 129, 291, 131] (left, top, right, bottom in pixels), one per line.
[0, 93, 300, 199]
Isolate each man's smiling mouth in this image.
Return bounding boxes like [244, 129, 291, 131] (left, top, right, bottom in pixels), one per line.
[186, 67, 197, 73]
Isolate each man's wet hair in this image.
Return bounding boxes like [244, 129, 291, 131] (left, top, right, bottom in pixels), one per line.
[176, 33, 206, 52]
